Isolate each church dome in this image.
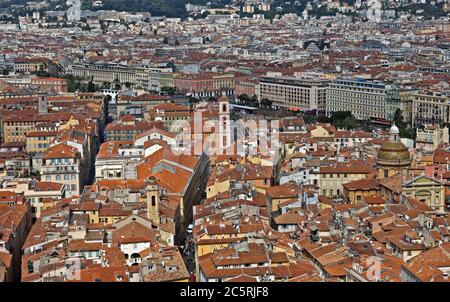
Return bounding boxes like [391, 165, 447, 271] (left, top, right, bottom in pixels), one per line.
[376, 141, 411, 166]
[389, 124, 399, 135]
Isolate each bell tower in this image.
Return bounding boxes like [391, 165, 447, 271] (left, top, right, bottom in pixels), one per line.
[389, 124, 400, 142]
[146, 176, 159, 223]
[218, 94, 231, 154]
[38, 93, 48, 114]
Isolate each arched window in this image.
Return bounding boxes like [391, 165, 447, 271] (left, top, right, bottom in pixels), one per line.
[130, 253, 140, 259]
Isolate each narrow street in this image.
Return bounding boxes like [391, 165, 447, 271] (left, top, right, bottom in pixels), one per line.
[180, 231, 196, 275]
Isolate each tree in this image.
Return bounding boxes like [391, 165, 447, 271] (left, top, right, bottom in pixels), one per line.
[317, 115, 330, 123]
[79, 82, 88, 92]
[393, 108, 407, 129]
[400, 127, 415, 140]
[393, 108, 415, 139]
[251, 95, 259, 106]
[161, 86, 177, 96]
[87, 79, 96, 92]
[113, 78, 121, 90]
[341, 116, 358, 130]
[330, 111, 358, 130]
[238, 93, 250, 104]
[303, 114, 318, 124]
[261, 98, 272, 109]
[63, 74, 85, 92]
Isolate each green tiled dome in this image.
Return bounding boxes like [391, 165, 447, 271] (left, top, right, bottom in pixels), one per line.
[377, 141, 411, 164]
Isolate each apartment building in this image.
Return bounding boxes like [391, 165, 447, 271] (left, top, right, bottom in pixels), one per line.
[416, 124, 449, 152]
[68, 63, 156, 88]
[0, 150, 31, 178]
[398, 87, 417, 124]
[258, 75, 330, 111]
[206, 164, 273, 200]
[148, 103, 191, 133]
[198, 243, 309, 282]
[318, 160, 376, 197]
[235, 78, 258, 97]
[104, 119, 164, 141]
[116, 93, 171, 117]
[173, 72, 239, 97]
[0, 95, 38, 111]
[326, 78, 401, 120]
[25, 130, 58, 154]
[30, 77, 68, 93]
[411, 91, 450, 127]
[0, 202, 30, 281]
[2, 110, 72, 144]
[13, 57, 48, 74]
[0, 178, 65, 219]
[41, 143, 82, 197]
[94, 141, 141, 180]
[148, 70, 175, 92]
[2, 110, 39, 143]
